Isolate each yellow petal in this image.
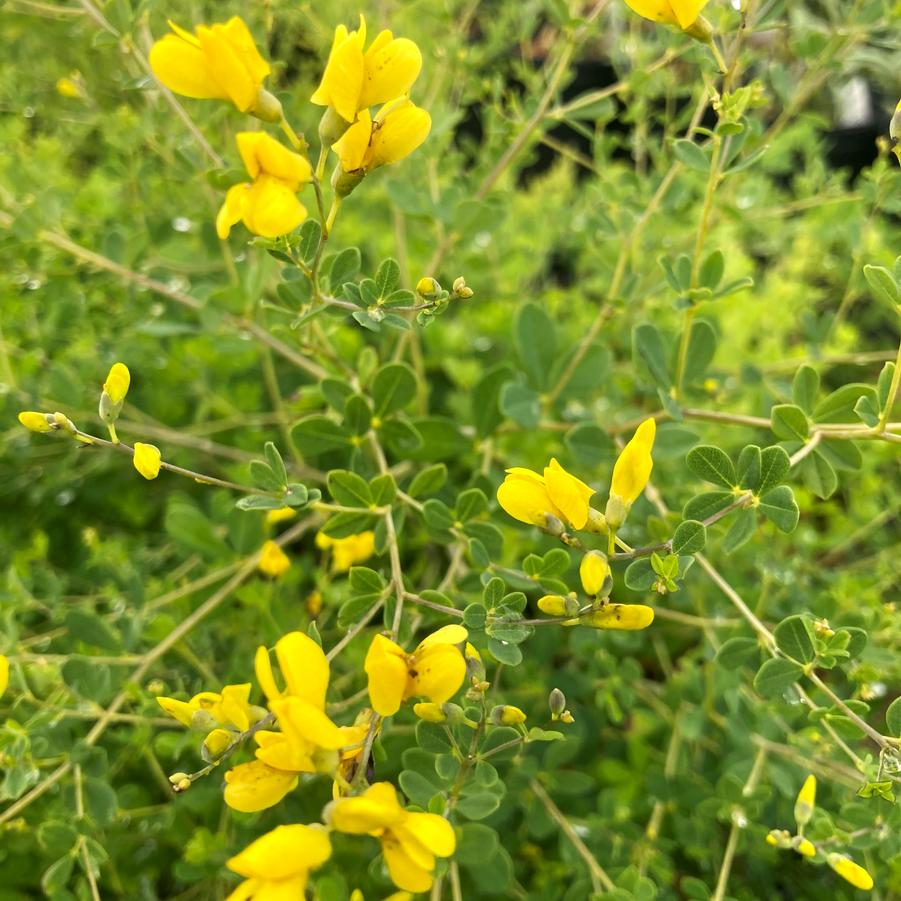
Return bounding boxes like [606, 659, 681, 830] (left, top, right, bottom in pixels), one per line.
[582, 603, 655, 630]
[266, 506, 297, 525]
[579, 550, 608, 596]
[496, 471, 561, 527]
[133, 442, 162, 480]
[149, 33, 227, 99]
[610, 418, 656, 505]
[416, 624, 468, 651]
[360, 36, 422, 109]
[236, 132, 311, 187]
[396, 812, 455, 858]
[366, 102, 431, 170]
[196, 24, 256, 112]
[227, 823, 331, 880]
[242, 176, 307, 238]
[334, 110, 373, 172]
[224, 877, 258, 901]
[258, 539, 290, 577]
[103, 362, 130, 405]
[156, 696, 196, 727]
[381, 833, 434, 893]
[670, 0, 707, 29]
[794, 837, 817, 858]
[274, 631, 330, 708]
[223, 760, 298, 813]
[794, 774, 816, 827]
[365, 634, 409, 716]
[220, 17, 271, 85]
[410, 643, 466, 705]
[218, 683, 252, 731]
[311, 25, 365, 123]
[217, 183, 249, 240]
[271, 696, 345, 750]
[18, 412, 53, 433]
[0, 655, 8, 698]
[544, 458, 594, 530]
[254, 730, 315, 772]
[622, 0, 678, 25]
[329, 781, 404, 834]
[827, 853, 874, 891]
[255, 645, 281, 701]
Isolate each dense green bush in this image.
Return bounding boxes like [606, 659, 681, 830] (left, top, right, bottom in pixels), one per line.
[1, 0, 899, 898]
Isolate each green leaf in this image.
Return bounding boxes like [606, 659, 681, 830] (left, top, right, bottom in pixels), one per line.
[792, 365, 820, 414]
[65, 609, 121, 651]
[715, 637, 759, 670]
[500, 381, 540, 428]
[463, 603, 487, 630]
[487, 637, 522, 666]
[863, 263, 900, 306]
[736, 445, 761, 490]
[422, 499, 454, 531]
[348, 566, 385, 594]
[683, 319, 717, 385]
[236, 494, 286, 511]
[375, 258, 401, 297]
[683, 490, 734, 521]
[456, 824, 501, 865]
[624, 558, 655, 591]
[328, 246, 361, 289]
[814, 438, 862, 472]
[298, 219, 321, 263]
[771, 404, 809, 440]
[398, 770, 443, 806]
[408, 463, 448, 498]
[249, 459, 283, 492]
[472, 363, 514, 438]
[321, 511, 376, 538]
[813, 383, 877, 423]
[686, 445, 737, 488]
[372, 362, 417, 417]
[885, 697, 901, 737]
[456, 488, 488, 522]
[802, 454, 837, 500]
[456, 792, 501, 820]
[757, 446, 791, 495]
[722, 507, 757, 553]
[774, 614, 815, 663]
[753, 658, 802, 697]
[698, 250, 724, 291]
[672, 520, 707, 554]
[515, 303, 557, 391]
[263, 442, 287, 486]
[343, 394, 372, 436]
[327, 470, 373, 508]
[165, 499, 231, 559]
[758, 485, 799, 532]
[370, 473, 397, 506]
[292, 416, 352, 457]
[633, 323, 671, 390]
[42, 856, 75, 896]
[672, 138, 709, 172]
[564, 423, 613, 467]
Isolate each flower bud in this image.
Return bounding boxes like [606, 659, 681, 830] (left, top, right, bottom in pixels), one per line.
[202, 728, 233, 760]
[791, 836, 817, 858]
[604, 493, 629, 531]
[103, 363, 130, 406]
[489, 705, 527, 726]
[765, 829, 792, 849]
[252, 88, 284, 125]
[51, 412, 77, 435]
[585, 507, 608, 534]
[416, 276, 441, 299]
[133, 442, 162, 480]
[793, 774, 816, 827]
[318, 106, 351, 148]
[452, 276, 474, 299]
[827, 853, 874, 890]
[538, 594, 580, 617]
[548, 688, 566, 718]
[312, 746, 340, 775]
[190, 708, 218, 733]
[413, 702, 447, 723]
[579, 550, 609, 596]
[18, 411, 54, 433]
[542, 513, 565, 537]
[464, 642, 486, 683]
[332, 165, 365, 198]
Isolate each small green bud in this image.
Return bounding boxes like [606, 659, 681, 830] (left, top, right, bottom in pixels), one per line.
[548, 688, 566, 718]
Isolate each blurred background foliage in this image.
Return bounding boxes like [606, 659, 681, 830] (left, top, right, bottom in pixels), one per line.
[1, 0, 900, 898]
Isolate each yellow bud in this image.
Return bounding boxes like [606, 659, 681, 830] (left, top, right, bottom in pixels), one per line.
[560, 711, 575, 724]
[827, 853, 874, 891]
[792, 836, 817, 858]
[766, 829, 791, 849]
[794, 774, 816, 827]
[258, 540, 291, 577]
[306, 590, 323, 616]
[18, 411, 54, 433]
[132, 442, 162, 480]
[168, 772, 189, 784]
[0, 655, 9, 699]
[580, 603, 655, 631]
[203, 728, 233, 759]
[51, 412, 77, 435]
[538, 594, 568, 616]
[265, 506, 297, 526]
[175, 777, 191, 792]
[489, 705, 527, 726]
[416, 276, 441, 298]
[413, 702, 447, 723]
[610, 418, 656, 507]
[579, 550, 609, 596]
[453, 276, 467, 294]
[103, 363, 130, 406]
[56, 76, 83, 99]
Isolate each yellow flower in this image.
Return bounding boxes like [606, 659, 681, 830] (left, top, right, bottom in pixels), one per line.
[0, 655, 9, 698]
[412, 702, 448, 724]
[103, 363, 130, 405]
[794, 774, 816, 827]
[258, 540, 291, 578]
[149, 17, 281, 120]
[157, 683, 261, 732]
[576, 603, 655, 631]
[18, 412, 53, 433]
[316, 530, 376, 573]
[497, 458, 594, 530]
[611, 419, 656, 506]
[365, 625, 468, 716]
[622, 0, 711, 37]
[579, 550, 609, 596]
[827, 853, 874, 891]
[133, 442, 162, 480]
[217, 132, 312, 240]
[225, 824, 332, 900]
[223, 632, 349, 812]
[328, 782, 455, 893]
[490, 705, 527, 726]
[311, 16, 423, 126]
[265, 506, 297, 526]
[793, 836, 817, 858]
[56, 74, 83, 99]
[203, 728, 233, 759]
[333, 99, 431, 177]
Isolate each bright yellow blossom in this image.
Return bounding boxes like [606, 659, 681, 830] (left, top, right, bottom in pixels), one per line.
[225, 824, 332, 901]
[217, 132, 312, 240]
[606, 418, 656, 531]
[103, 363, 130, 405]
[0, 655, 9, 698]
[333, 100, 431, 194]
[133, 442, 162, 480]
[490, 705, 527, 726]
[316, 530, 376, 572]
[794, 774, 816, 827]
[18, 412, 53, 433]
[793, 837, 817, 858]
[574, 603, 655, 631]
[827, 853, 874, 891]
[258, 540, 291, 578]
[327, 782, 455, 893]
[365, 625, 468, 716]
[56, 74, 83, 99]
[497, 458, 595, 530]
[311, 16, 423, 126]
[157, 683, 262, 733]
[149, 17, 281, 121]
[265, 506, 297, 526]
[622, 0, 712, 40]
[579, 550, 609, 596]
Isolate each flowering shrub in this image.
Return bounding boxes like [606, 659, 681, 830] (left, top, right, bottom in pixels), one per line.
[1, 1, 900, 898]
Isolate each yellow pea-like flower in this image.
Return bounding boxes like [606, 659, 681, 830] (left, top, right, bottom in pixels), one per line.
[538, 594, 569, 616]
[202, 728, 233, 759]
[327, 782, 455, 893]
[258, 540, 291, 578]
[315, 530, 376, 572]
[311, 15, 423, 126]
[0, 655, 9, 698]
[133, 442, 162, 480]
[794, 774, 816, 827]
[332, 99, 431, 195]
[497, 458, 595, 530]
[578, 603, 655, 631]
[365, 625, 468, 716]
[217, 132, 312, 240]
[103, 362, 130, 405]
[18, 411, 53, 433]
[149, 17, 281, 121]
[827, 853, 874, 891]
[413, 702, 448, 723]
[225, 824, 332, 899]
[490, 705, 527, 726]
[622, 0, 712, 40]
[606, 418, 657, 532]
[157, 683, 261, 732]
[580, 550, 609, 596]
